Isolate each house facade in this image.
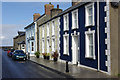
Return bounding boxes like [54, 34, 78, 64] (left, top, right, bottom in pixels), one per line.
[38, 4, 62, 60]
[13, 31, 26, 52]
[24, 22, 36, 56]
[59, 2, 119, 76]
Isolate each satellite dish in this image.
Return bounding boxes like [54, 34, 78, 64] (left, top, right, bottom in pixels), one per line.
[111, 2, 119, 8]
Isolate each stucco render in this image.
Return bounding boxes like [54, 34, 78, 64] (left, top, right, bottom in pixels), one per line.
[109, 3, 119, 76]
[39, 17, 60, 60]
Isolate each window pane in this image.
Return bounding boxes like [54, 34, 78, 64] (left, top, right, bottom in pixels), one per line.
[88, 34, 93, 57]
[89, 34, 93, 44]
[74, 12, 77, 28]
[88, 6, 92, 15]
[75, 19, 77, 27]
[89, 46, 93, 57]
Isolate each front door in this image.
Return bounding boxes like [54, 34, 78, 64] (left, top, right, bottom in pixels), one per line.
[72, 35, 78, 64]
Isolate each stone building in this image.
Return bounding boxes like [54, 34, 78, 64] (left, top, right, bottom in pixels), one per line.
[13, 31, 26, 52]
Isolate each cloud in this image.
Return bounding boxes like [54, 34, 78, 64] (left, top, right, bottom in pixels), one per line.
[0, 24, 25, 46]
[0, 35, 5, 39]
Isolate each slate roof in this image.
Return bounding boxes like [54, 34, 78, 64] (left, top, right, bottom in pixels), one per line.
[17, 41, 25, 44]
[39, 2, 88, 27]
[13, 31, 25, 39]
[24, 14, 45, 29]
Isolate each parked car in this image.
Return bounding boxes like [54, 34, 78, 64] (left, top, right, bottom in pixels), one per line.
[7, 49, 11, 56]
[8, 49, 15, 57]
[12, 50, 27, 61]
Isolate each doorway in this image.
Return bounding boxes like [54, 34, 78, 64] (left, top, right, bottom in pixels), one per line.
[72, 35, 79, 64]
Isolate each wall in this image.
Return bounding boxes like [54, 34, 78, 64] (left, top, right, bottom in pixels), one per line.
[110, 2, 119, 76]
[39, 17, 60, 60]
[13, 35, 25, 50]
[60, 2, 108, 72]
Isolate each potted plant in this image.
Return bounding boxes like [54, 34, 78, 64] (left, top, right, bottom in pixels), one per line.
[52, 50, 58, 62]
[46, 53, 50, 60]
[42, 53, 47, 59]
[34, 51, 40, 58]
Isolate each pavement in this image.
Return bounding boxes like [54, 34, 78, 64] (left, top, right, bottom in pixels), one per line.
[2, 49, 72, 79]
[30, 56, 111, 78]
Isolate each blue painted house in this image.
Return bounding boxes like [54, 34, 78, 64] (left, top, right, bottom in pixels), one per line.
[58, 2, 120, 75]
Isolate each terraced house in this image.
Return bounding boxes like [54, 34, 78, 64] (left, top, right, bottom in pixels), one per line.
[58, 1, 120, 76]
[24, 13, 41, 56]
[39, 4, 62, 60]
[13, 31, 26, 52]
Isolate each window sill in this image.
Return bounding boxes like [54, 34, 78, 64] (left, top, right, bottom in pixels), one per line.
[64, 29, 69, 31]
[85, 24, 95, 27]
[72, 27, 78, 30]
[85, 57, 95, 60]
[63, 54, 69, 56]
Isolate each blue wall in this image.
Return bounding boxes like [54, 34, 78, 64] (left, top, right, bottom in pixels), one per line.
[60, 2, 107, 72]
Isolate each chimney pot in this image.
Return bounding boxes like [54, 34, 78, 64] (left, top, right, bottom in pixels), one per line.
[33, 13, 40, 21]
[44, 3, 54, 15]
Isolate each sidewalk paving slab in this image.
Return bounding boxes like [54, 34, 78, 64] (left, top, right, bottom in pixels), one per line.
[30, 56, 113, 78]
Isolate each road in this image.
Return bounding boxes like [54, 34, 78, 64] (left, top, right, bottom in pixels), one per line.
[2, 49, 69, 79]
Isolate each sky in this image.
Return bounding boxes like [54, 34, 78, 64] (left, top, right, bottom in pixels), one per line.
[0, 2, 72, 46]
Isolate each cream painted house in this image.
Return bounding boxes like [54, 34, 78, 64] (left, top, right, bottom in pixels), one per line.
[39, 17, 60, 60]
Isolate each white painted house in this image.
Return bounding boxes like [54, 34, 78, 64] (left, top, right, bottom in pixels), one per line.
[24, 22, 37, 56]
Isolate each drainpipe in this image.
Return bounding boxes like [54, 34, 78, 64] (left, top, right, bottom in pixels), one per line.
[97, 1, 100, 71]
[34, 21, 37, 52]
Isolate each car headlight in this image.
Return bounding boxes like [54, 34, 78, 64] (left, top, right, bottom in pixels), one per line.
[16, 56, 19, 57]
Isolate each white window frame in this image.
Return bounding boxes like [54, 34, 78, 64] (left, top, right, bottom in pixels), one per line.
[85, 3, 95, 27]
[47, 39, 49, 53]
[22, 44, 25, 49]
[52, 20, 55, 35]
[42, 40, 44, 53]
[52, 38, 55, 52]
[42, 25, 44, 38]
[72, 9, 78, 29]
[63, 13, 69, 31]
[63, 33, 69, 55]
[85, 29, 95, 59]
[31, 41, 34, 52]
[47, 23, 49, 37]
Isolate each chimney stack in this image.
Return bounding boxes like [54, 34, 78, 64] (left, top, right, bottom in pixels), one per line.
[72, 0, 81, 6]
[33, 13, 40, 21]
[57, 4, 59, 9]
[44, 2, 54, 15]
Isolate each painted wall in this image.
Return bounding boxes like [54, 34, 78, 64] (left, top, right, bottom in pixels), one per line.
[39, 17, 60, 59]
[25, 24, 36, 56]
[59, 2, 108, 72]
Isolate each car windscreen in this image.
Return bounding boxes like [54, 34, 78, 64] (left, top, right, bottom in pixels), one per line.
[15, 51, 25, 54]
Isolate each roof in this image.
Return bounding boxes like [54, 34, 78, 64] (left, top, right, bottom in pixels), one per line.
[24, 22, 34, 29]
[24, 14, 45, 29]
[18, 31, 25, 36]
[39, 2, 88, 27]
[17, 41, 25, 44]
[57, 2, 88, 16]
[13, 31, 25, 39]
